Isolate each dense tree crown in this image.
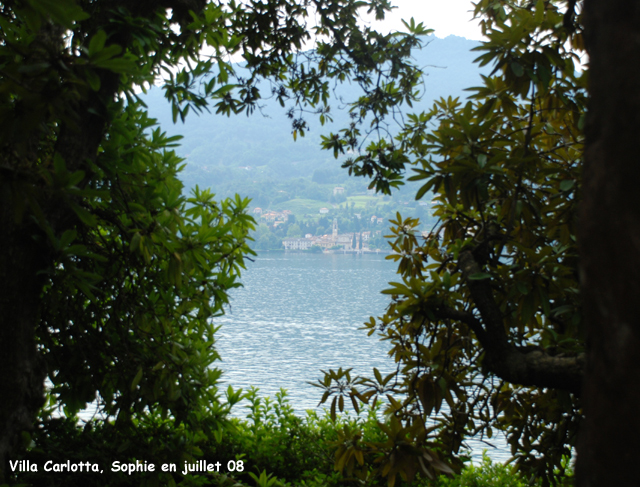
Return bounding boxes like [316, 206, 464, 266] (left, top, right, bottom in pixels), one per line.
[316, 0, 587, 484]
[0, 0, 426, 482]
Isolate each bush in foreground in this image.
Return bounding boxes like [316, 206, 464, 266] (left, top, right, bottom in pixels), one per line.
[12, 389, 573, 487]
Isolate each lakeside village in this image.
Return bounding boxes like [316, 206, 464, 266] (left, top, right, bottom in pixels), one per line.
[282, 217, 378, 252]
[251, 186, 435, 252]
[254, 207, 393, 253]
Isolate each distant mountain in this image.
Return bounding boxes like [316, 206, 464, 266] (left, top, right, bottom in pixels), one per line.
[142, 35, 488, 200]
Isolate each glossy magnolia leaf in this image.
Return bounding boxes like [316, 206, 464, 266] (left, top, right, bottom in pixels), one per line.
[130, 367, 143, 392]
[27, 0, 89, 28]
[560, 179, 575, 191]
[468, 272, 492, 280]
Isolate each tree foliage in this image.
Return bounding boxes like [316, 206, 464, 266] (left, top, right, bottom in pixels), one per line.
[316, 0, 586, 484]
[0, 0, 427, 481]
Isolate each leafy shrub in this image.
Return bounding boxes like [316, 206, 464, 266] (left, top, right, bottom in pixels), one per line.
[12, 389, 573, 487]
[432, 453, 534, 487]
[222, 388, 337, 483]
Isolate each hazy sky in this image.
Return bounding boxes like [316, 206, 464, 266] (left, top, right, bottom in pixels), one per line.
[371, 0, 484, 40]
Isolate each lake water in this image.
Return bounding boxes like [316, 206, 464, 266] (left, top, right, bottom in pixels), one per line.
[215, 251, 510, 462]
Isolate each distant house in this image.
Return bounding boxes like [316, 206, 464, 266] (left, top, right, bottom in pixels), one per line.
[319, 208, 329, 214]
[376, 218, 384, 224]
[260, 210, 289, 223]
[370, 215, 377, 223]
[262, 211, 278, 222]
[333, 187, 345, 195]
[335, 233, 354, 249]
[253, 207, 262, 215]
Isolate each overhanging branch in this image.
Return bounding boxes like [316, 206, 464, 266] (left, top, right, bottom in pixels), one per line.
[445, 250, 586, 395]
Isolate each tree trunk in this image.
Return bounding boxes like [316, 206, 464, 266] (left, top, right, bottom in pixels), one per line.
[0, 215, 49, 482]
[0, 64, 113, 487]
[577, 0, 640, 484]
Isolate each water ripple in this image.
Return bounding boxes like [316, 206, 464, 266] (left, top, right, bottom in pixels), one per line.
[215, 252, 511, 463]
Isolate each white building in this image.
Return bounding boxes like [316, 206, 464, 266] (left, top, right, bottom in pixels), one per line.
[282, 238, 314, 250]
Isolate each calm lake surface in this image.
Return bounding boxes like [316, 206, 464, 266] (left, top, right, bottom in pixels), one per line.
[215, 252, 510, 462]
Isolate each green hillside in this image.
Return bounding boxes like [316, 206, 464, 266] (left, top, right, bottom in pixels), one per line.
[139, 35, 484, 245]
[142, 35, 485, 204]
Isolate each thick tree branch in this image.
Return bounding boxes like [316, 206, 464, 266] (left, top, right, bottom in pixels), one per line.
[450, 250, 585, 395]
[433, 306, 487, 343]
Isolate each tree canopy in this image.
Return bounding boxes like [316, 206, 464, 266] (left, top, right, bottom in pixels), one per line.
[316, 0, 587, 484]
[0, 0, 427, 482]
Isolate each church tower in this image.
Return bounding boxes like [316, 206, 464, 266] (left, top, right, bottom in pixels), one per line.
[332, 218, 338, 241]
